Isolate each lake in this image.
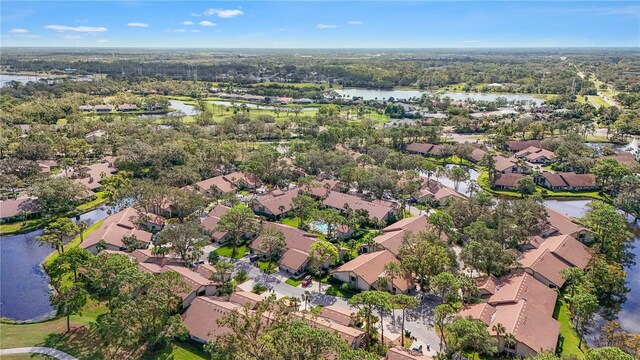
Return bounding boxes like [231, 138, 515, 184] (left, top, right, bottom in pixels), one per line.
[332, 88, 542, 103]
[544, 200, 640, 335]
[0, 74, 42, 87]
[0, 206, 113, 321]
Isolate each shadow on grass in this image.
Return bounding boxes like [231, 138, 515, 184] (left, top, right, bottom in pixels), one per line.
[41, 327, 105, 360]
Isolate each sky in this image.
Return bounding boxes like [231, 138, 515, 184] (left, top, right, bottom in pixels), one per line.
[1, 1, 639, 48]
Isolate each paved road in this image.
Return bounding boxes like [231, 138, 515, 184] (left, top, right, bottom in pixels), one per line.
[0, 347, 78, 360]
[224, 255, 441, 357]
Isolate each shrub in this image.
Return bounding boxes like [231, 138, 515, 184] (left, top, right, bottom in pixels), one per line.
[208, 251, 220, 264]
[252, 283, 268, 294]
[234, 269, 249, 283]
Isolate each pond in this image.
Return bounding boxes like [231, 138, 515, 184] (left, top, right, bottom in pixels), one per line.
[208, 100, 316, 111]
[544, 200, 640, 335]
[168, 99, 197, 116]
[586, 138, 639, 155]
[0, 206, 113, 322]
[421, 164, 481, 196]
[332, 88, 543, 103]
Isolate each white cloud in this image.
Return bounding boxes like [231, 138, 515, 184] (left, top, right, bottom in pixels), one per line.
[180, 21, 194, 25]
[127, 22, 149, 28]
[168, 28, 187, 33]
[45, 25, 107, 33]
[64, 35, 82, 40]
[348, 21, 363, 25]
[191, 29, 201, 33]
[10, 28, 29, 33]
[203, 9, 243, 18]
[316, 24, 338, 29]
[98, 39, 108, 43]
[199, 20, 216, 27]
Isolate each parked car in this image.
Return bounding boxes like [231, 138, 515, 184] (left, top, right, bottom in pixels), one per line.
[301, 275, 313, 287]
[249, 255, 259, 262]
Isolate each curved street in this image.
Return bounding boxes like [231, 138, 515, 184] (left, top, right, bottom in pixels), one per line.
[0, 347, 78, 360]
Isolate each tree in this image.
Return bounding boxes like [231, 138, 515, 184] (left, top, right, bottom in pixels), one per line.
[445, 317, 497, 359]
[154, 222, 209, 263]
[211, 261, 235, 294]
[393, 294, 419, 348]
[216, 206, 259, 258]
[208, 251, 220, 264]
[584, 347, 633, 360]
[479, 153, 497, 185]
[382, 262, 403, 293]
[308, 241, 339, 292]
[168, 189, 206, 222]
[291, 193, 317, 228]
[48, 247, 92, 283]
[491, 323, 506, 352]
[447, 166, 470, 191]
[93, 269, 189, 355]
[258, 227, 287, 273]
[571, 291, 599, 348]
[560, 267, 586, 297]
[460, 239, 515, 277]
[37, 217, 80, 254]
[431, 271, 460, 304]
[398, 230, 455, 291]
[29, 177, 86, 215]
[583, 201, 633, 266]
[433, 303, 456, 350]
[515, 177, 536, 197]
[348, 291, 391, 350]
[429, 211, 454, 240]
[50, 283, 87, 333]
[593, 159, 631, 195]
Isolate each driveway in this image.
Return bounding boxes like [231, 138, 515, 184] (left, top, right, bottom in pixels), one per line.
[214, 253, 440, 353]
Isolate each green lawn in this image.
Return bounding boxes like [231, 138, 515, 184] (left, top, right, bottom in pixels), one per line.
[554, 298, 588, 357]
[285, 277, 303, 287]
[76, 192, 108, 212]
[214, 244, 248, 259]
[142, 341, 208, 360]
[279, 216, 300, 228]
[257, 260, 278, 274]
[325, 284, 360, 299]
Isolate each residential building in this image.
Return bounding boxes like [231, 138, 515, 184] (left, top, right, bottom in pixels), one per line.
[251, 222, 319, 277]
[94, 104, 114, 113]
[319, 305, 357, 327]
[485, 272, 557, 316]
[200, 204, 232, 243]
[536, 172, 599, 192]
[182, 297, 241, 343]
[413, 179, 466, 205]
[405, 143, 446, 157]
[0, 195, 38, 223]
[194, 172, 261, 195]
[601, 152, 638, 167]
[517, 234, 592, 288]
[323, 191, 395, 222]
[493, 173, 526, 190]
[80, 207, 154, 254]
[117, 103, 138, 111]
[70, 157, 118, 193]
[253, 188, 300, 218]
[542, 207, 593, 243]
[332, 250, 415, 294]
[386, 347, 433, 360]
[506, 140, 542, 152]
[494, 155, 528, 174]
[459, 299, 560, 357]
[515, 146, 556, 164]
[164, 265, 219, 307]
[361, 214, 440, 256]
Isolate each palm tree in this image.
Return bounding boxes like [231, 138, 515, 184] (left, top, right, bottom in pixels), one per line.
[302, 291, 311, 311]
[492, 323, 506, 352]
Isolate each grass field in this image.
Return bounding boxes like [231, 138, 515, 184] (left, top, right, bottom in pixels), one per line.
[554, 298, 588, 357]
[214, 244, 248, 259]
[285, 277, 303, 287]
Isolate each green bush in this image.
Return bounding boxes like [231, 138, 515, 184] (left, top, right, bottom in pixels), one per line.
[252, 283, 268, 294]
[234, 269, 249, 284]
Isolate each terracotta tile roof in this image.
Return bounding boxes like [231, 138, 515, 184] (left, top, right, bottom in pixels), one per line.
[293, 312, 365, 346]
[279, 248, 311, 271]
[601, 152, 638, 167]
[229, 291, 265, 309]
[491, 300, 560, 353]
[323, 191, 393, 221]
[201, 205, 231, 240]
[488, 272, 557, 316]
[0, 195, 38, 218]
[475, 275, 499, 295]
[518, 248, 569, 287]
[182, 297, 241, 342]
[405, 143, 435, 154]
[507, 140, 542, 152]
[544, 207, 586, 236]
[165, 265, 218, 298]
[494, 173, 525, 188]
[458, 303, 496, 326]
[494, 155, 518, 172]
[538, 234, 592, 269]
[70, 159, 117, 192]
[252, 222, 318, 253]
[81, 207, 153, 250]
[374, 215, 433, 256]
[333, 250, 412, 291]
[319, 305, 356, 326]
[386, 346, 433, 360]
[471, 148, 487, 162]
[255, 188, 300, 216]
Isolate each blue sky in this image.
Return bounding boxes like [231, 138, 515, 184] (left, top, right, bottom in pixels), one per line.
[1, 1, 639, 48]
